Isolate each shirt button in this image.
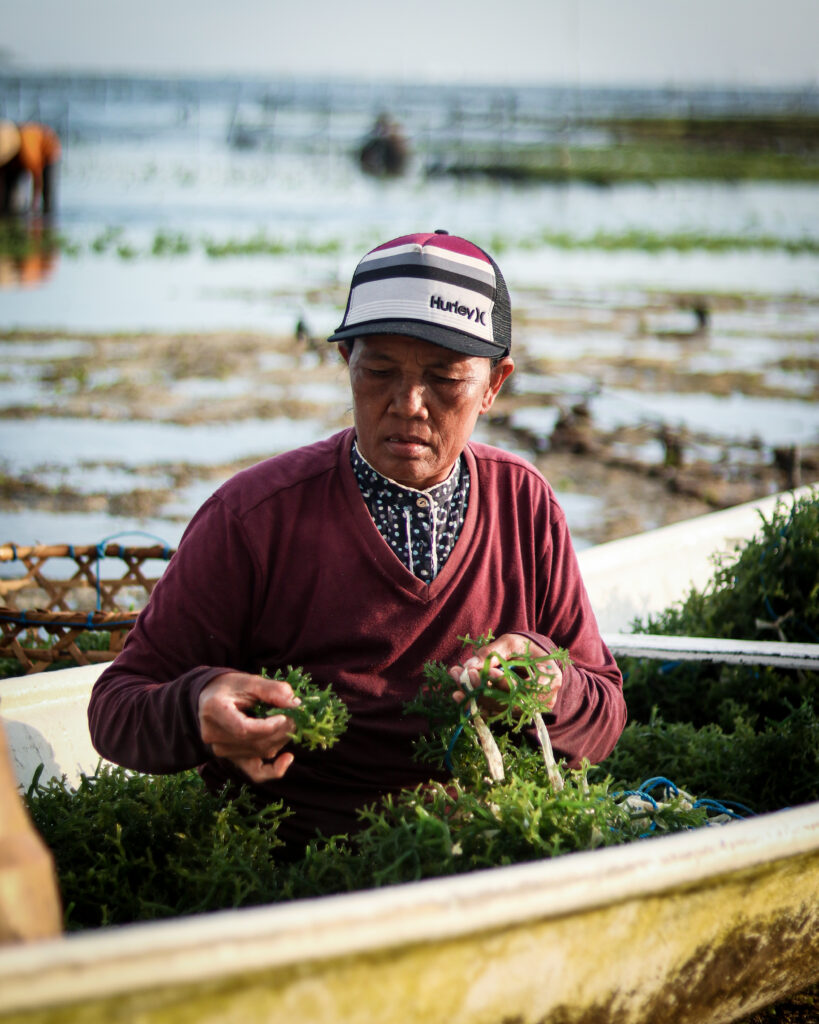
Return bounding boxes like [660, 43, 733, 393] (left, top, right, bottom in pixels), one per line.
[416, 497, 428, 508]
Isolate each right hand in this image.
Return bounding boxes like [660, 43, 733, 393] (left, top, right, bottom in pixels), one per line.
[198, 670, 301, 783]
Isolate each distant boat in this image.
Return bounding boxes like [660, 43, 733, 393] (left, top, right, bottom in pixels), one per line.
[1, 487, 817, 1024]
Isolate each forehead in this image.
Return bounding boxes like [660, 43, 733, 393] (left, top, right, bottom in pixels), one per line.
[353, 334, 486, 369]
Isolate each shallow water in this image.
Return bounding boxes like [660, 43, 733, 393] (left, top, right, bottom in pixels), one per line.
[1, 74, 817, 551]
[590, 389, 819, 445]
[0, 416, 329, 472]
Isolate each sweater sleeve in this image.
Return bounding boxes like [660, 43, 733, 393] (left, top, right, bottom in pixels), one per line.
[87, 494, 262, 773]
[517, 510, 626, 767]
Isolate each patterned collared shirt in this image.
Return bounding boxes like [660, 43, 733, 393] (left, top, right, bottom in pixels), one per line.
[351, 441, 470, 582]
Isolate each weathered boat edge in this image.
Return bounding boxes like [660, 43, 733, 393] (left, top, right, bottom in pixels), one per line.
[0, 799, 817, 1022]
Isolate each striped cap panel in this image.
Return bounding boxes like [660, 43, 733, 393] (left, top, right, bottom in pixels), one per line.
[344, 235, 497, 342]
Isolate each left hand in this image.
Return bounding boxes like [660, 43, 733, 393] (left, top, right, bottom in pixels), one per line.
[448, 632, 563, 713]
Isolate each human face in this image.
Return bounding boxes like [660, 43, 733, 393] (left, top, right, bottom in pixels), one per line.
[341, 334, 514, 490]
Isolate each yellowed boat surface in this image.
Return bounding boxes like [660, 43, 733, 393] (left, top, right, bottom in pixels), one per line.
[0, 487, 817, 1024]
[0, 802, 816, 1024]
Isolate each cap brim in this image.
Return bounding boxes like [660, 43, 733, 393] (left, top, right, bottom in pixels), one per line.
[327, 319, 508, 359]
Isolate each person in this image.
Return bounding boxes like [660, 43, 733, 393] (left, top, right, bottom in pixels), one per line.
[0, 122, 61, 215]
[359, 113, 409, 177]
[88, 229, 625, 852]
[0, 121, 22, 214]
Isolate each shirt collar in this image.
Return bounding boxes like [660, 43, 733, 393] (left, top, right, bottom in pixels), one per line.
[350, 441, 462, 508]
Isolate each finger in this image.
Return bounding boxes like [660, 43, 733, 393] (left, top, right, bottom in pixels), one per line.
[459, 657, 486, 688]
[253, 678, 302, 708]
[204, 704, 295, 750]
[235, 750, 295, 784]
[210, 727, 291, 760]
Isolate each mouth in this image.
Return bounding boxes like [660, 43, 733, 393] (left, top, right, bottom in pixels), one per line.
[384, 434, 430, 457]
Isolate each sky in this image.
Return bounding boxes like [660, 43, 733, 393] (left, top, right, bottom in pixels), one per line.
[2, 0, 818, 87]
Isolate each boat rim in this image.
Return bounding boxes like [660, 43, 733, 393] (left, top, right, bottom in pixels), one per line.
[0, 797, 817, 1013]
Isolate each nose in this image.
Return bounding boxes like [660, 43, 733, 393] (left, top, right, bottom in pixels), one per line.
[389, 375, 428, 418]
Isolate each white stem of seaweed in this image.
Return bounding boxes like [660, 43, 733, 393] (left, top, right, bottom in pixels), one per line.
[459, 669, 505, 782]
[533, 711, 564, 792]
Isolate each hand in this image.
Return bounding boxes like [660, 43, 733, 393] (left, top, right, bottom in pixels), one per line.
[448, 633, 563, 713]
[198, 670, 302, 783]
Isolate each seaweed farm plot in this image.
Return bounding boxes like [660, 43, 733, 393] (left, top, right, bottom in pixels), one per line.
[498, 285, 819, 541]
[2, 283, 818, 550]
[0, 331, 352, 547]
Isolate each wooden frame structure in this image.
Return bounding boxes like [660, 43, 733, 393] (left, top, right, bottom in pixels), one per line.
[0, 542, 175, 674]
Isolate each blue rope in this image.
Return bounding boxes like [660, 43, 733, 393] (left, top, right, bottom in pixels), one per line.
[692, 797, 754, 820]
[638, 776, 679, 796]
[609, 786, 659, 836]
[444, 709, 473, 775]
[611, 777, 755, 836]
[91, 530, 172, 611]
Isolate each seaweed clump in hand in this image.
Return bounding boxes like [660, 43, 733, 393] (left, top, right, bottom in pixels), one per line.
[246, 665, 350, 751]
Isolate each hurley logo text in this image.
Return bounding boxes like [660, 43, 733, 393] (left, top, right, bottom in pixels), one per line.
[430, 295, 487, 325]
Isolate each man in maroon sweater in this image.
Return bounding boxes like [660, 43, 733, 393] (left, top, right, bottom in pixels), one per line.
[88, 230, 625, 849]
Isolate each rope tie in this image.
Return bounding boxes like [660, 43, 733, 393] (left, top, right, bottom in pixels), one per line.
[445, 713, 471, 774]
[90, 530, 173, 611]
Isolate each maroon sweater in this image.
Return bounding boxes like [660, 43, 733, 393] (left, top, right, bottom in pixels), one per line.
[88, 429, 625, 847]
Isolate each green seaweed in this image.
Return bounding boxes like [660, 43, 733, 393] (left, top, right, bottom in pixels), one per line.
[248, 665, 350, 751]
[601, 489, 819, 812]
[23, 489, 819, 928]
[25, 765, 287, 930]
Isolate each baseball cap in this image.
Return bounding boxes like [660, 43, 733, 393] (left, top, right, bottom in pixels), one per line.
[328, 230, 511, 358]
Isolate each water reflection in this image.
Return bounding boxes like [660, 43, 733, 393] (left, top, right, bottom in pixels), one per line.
[0, 217, 60, 289]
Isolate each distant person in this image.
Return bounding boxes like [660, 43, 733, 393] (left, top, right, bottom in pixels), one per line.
[359, 113, 409, 177]
[0, 120, 21, 213]
[0, 122, 61, 215]
[88, 229, 625, 853]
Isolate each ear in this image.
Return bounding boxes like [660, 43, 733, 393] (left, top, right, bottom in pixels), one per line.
[338, 342, 352, 366]
[480, 357, 514, 414]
